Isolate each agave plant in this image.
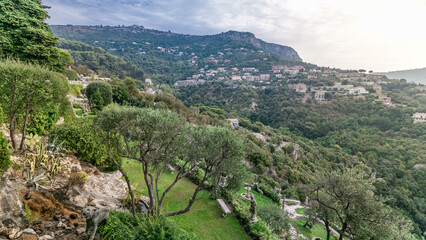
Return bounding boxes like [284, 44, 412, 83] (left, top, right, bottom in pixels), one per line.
[46, 136, 67, 158]
[41, 155, 69, 181]
[21, 169, 50, 190]
[25, 144, 49, 173]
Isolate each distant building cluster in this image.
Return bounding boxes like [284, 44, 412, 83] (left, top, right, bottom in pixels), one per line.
[412, 113, 426, 123]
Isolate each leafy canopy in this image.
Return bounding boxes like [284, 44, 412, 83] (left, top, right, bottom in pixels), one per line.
[0, 0, 72, 71]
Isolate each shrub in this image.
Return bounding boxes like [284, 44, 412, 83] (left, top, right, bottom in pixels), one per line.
[49, 118, 118, 170]
[0, 132, 11, 174]
[98, 211, 192, 240]
[86, 81, 113, 111]
[258, 184, 280, 203]
[62, 68, 79, 80]
[69, 84, 83, 97]
[27, 107, 59, 135]
[251, 220, 276, 240]
[257, 205, 290, 234]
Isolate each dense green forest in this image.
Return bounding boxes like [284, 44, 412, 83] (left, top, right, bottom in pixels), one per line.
[57, 39, 145, 81]
[175, 81, 426, 234]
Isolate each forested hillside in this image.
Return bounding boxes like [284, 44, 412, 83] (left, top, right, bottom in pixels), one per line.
[51, 24, 426, 236]
[51, 25, 308, 84]
[57, 39, 145, 81]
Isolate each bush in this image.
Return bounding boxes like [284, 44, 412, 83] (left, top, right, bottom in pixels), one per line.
[49, 118, 120, 170]
[98, 211, 193, 240]
[27, 107, 59, 135]
[258, 184, 280, 203]
[62, 68, 79, 80]
[251, 221, 277, 240]
[69, 84, 83, 97]
[0, 132, 11, 174]
[86, 81, 113, 111]
[257, 205, 290, 234]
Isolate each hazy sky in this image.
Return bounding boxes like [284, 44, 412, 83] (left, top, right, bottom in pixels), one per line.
[44, 0, 426, 72]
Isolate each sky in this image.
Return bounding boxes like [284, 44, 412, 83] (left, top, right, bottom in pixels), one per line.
[44, 0, 426, 72]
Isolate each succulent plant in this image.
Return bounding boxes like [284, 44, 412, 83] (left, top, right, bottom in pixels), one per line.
[21, 169, 50, 190]
[46, 136, 67, 158]
[24, 133, 42, 152]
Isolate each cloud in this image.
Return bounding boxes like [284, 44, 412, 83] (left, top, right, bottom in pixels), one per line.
[44, 0, 426, 71]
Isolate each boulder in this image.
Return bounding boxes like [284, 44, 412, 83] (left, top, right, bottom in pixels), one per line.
[18, 228, 38, 240]
[0, 176, 24, 229]
[69, 171, 126, 210]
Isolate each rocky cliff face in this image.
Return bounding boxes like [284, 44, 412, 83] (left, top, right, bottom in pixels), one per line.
[221, 31, 302, 62]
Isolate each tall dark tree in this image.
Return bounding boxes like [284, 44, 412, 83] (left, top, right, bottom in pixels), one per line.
[0, 0, 72, 71]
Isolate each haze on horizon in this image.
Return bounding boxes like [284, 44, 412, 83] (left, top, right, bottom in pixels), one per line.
[44, 0, 426, 73]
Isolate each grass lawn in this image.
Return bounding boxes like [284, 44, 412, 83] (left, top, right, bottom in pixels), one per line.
[123, 160, 250, 240]
[74, 108, 83, 116]
[291, 218, 338, 240]
[296, 208, 305, 215]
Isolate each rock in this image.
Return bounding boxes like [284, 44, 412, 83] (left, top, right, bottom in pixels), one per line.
[0, 177, 24, 228]
[19, 228, 38, 240]
[76, 227, 85, 236]
[8, 228, 21, 239]
[70, 171, 127, 210]
[43, 222, 55, 229]
[87, 196, 95, 203]
[39, 236, 53, 240]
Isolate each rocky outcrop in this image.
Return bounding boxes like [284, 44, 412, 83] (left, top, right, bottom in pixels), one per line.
[221, 31, 302, 62]
[0, 176, 25, 235]
[68, 166, 127, 210]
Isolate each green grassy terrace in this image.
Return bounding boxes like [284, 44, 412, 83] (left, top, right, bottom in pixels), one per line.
[123, 160, 250, 240]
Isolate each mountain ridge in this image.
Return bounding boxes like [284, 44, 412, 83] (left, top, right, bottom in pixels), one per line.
[377, 67, 426, 85]
[220, 30, 302, 61]
[50, 25, 302, 62]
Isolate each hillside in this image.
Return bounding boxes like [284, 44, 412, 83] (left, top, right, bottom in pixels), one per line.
[50, 25, 426, 236]
[221, 31, 302, 61]
[50, 25, 306, 84]
[378, 68, 426, 85]
[57, 38, 145, 82]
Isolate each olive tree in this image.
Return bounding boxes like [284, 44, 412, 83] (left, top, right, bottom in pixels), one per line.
[96, 106, 245, 217]
[0, 59, 68, 151]
[307, 167, 414, 240]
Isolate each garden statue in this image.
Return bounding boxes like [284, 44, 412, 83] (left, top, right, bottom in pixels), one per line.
[249, 193, 257, 222]
[82, 206, 110, 240]
[281, 196, 286, 210]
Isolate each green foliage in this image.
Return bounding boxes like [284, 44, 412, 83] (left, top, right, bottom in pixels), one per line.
[49, 118, 108, 168]
[0, 58, 70, 150]
[98, 211, 192, 240]
[257, 205, 290, 235]
[27, 106, 60, 135]
[62, 68, 79, 80]
[24, 204, 39, 223]
[57, 39, 145, 81]
[250, 221, 277, 240]
[22, 169, 49, 190]
[69, 84, 83, 97]
[0, 132, 11, 174]
[0, 0, 72, 71]
[86, 81, 112, 111]
[308, 167, 414, 240]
